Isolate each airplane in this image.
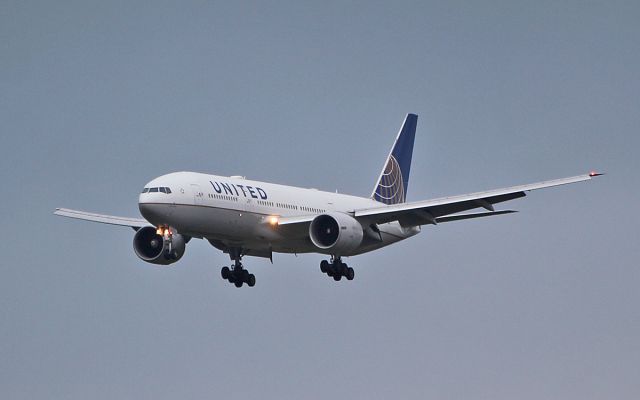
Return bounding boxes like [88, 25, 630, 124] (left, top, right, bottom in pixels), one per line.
[54, 114, 601, 288]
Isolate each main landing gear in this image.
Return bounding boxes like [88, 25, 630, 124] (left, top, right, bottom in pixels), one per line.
[220, 248, 255, 288]
[320, 256, 355, 282]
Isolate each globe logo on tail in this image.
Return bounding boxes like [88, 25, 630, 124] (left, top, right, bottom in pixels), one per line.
[374, 155, 405, 205]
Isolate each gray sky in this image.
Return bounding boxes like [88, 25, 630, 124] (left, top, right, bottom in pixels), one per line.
[1, 1, 639, 399]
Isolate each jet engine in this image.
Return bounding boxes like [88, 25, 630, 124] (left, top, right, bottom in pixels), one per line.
[133, 226, 186, 265]
[309, 212, 364, 255]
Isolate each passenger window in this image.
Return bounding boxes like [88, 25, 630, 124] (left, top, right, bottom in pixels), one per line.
[149, 187, 158, 192]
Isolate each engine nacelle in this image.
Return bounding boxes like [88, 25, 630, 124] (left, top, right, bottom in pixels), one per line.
[309, 212, 364, 255]
[133, 226, 186, 265]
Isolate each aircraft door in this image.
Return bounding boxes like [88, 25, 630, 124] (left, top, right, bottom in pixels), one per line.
[191, 184, 204, 205]
[243, 196, 254, 213]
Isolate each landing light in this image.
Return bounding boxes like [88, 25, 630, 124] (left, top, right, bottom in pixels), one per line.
[156, 226, 172, 237]
[269, 216, 279, 226]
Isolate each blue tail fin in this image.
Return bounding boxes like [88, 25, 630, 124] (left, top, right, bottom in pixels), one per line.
[371, 114, 418, 204]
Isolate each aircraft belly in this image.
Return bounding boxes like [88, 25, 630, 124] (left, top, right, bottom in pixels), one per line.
[351, 225, 419, 256]
[141, 204, 419, 257]
[164, 204, 283, 244]
[138, 203, 237, 239]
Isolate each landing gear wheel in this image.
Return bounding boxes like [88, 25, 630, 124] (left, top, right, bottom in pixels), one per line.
[320, 260, 329, 273]
[339, 262, 347, 276]
[222, 248, 257, 287]
[346, 267, 355, 281]
[321, 257, 356, 282]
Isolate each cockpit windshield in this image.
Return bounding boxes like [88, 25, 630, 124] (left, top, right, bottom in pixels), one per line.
[142, 187, 172, 194]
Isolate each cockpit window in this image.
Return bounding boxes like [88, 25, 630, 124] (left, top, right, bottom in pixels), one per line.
[143, 187, 171, 194]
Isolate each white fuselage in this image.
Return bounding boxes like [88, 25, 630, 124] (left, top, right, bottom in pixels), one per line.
[138, 172, 419, 257]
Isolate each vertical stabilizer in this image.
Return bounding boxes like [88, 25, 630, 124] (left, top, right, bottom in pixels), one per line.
[371, 114, 418, 204]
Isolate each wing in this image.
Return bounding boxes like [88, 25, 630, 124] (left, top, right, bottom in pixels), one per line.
[54, 208, 149, 230]
[434, 209, 517, 223]
[355, 172, 602, 227]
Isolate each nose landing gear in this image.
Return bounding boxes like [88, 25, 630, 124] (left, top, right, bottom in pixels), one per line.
[157, 225, 179, 260]
[320, 256, 354, 282]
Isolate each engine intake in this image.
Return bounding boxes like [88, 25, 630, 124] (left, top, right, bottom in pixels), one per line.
[133, 226, 185, 265]
[309, 212, 364, 255]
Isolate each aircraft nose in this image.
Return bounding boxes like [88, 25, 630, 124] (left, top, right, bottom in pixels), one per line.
[138, 202, 167, 225]
[138, 202, 152, 218]
[138, 181, 172, 203]
[137, 178, 175, 224]
[138, 182, 153, 201]
[138, 188, 153, 206]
